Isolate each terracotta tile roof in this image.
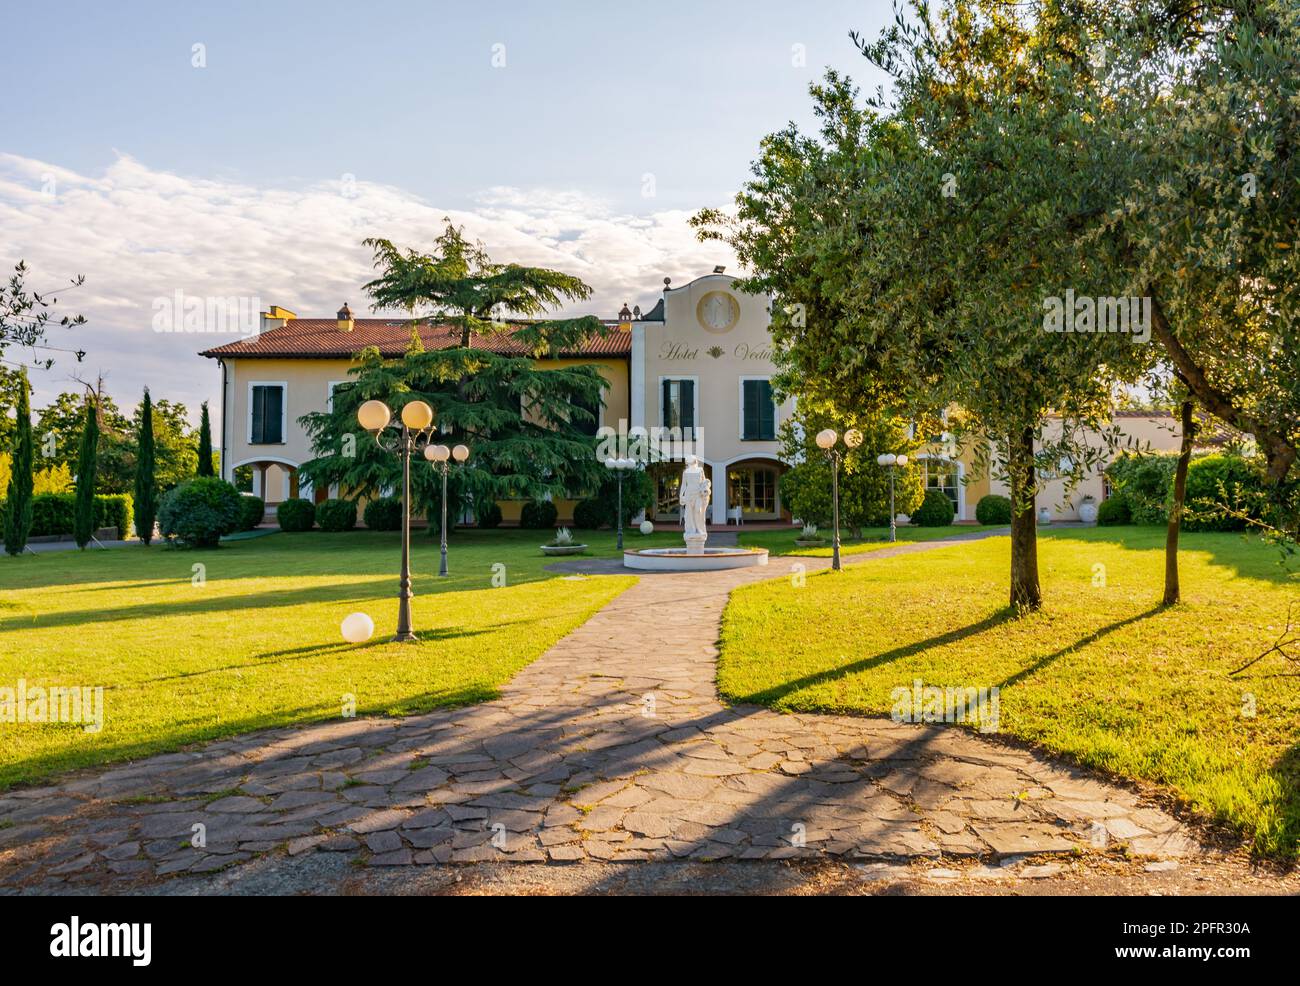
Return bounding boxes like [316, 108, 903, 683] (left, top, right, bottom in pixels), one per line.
[199, 318, 631, 360]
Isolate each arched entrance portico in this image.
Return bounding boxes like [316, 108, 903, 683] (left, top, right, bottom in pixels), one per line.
[229, 456, 305, 506]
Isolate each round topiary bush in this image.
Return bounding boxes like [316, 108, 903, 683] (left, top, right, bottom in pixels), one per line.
[362, 496, 402, 531]
[519, 499, 558, 530]
[158, 477, 244, 548]
[276, 498, 316, 532]
[316, 498, 357, 532]
[1096, 496, 1131, 525]
[912, 488, 955, 526]
[476, 500, 502, 529]
[572, 498, 604, 530]
[975, 494, 1012, 526]
[237, 495, 266, 531]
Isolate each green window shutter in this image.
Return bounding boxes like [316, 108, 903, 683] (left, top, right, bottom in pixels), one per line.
[251, 387, 265, 443]
[758, 380, 775, 440]
[252, 386, 283, 444]
[680, 380, 694, 432]
[265, 386, 284, 443]
[742, 381, 759, 439]
[662, 379, 672, 429]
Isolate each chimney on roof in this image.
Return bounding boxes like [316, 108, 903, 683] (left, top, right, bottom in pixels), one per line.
[618, 302, 633, 324]
[260, 306, 296, 334]
[713, 265, 726, 274]
[336, 303, 354, 332]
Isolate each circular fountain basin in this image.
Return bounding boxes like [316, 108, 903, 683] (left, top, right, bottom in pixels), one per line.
[622, 547, 769, 571]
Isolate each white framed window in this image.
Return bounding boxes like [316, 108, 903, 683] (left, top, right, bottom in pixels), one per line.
[326, 380, 349, 412]
[657, 376, 699, 434]
[248, 381, 287, 445]
[919, 455, 963, 519]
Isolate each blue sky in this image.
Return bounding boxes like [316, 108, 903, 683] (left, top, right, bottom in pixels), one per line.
[3, 0, 892, 416]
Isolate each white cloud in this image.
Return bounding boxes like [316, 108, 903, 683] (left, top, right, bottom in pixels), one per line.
[0, 153, 736, 418]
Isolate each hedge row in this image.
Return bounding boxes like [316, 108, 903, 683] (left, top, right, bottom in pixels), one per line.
[0, 492, 133, 538]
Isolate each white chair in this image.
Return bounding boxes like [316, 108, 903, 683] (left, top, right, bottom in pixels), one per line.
[728, 506, 744, 526]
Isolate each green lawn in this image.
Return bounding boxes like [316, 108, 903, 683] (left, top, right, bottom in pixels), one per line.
[0, 528, 671, 789]
[719, 526, 1300, 859]
[739, 524, 1004, 557]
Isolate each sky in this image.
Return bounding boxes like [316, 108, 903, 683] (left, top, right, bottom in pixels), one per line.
[2, 0, 893, 420]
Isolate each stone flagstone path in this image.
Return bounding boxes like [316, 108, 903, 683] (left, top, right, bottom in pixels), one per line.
[0, 533, 1200, 891]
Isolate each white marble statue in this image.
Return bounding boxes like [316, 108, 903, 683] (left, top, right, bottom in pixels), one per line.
[680, 455, 711, 553]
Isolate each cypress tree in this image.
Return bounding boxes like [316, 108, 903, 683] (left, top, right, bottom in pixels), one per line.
[197, 401, 215, 477]
[134, 388, 157, 545]
[3, 369, 34, 555]
[72, 396, 99, 549]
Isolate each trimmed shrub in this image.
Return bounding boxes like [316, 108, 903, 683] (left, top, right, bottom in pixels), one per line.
[519, 499, 558, 530]
[572, 498, 605, 530]
[237, 495, 266, 531]
[1097, 496, 1131, 525]
[363, 496, 402, 531]
[5, 492, 134, 538]
[276, 498, 316, 532]
[975, 494, 1012, 526]
[476, 500, 503, 529]
[578, 471, 656, 529]
[912, 488, 955, 526]
[96, 494, 133, 539]
[1184, 454, 1261, 531]
[316, 498, 357, 532]
[157, 477, 242, 548]
[1105, 452, 1179, 525]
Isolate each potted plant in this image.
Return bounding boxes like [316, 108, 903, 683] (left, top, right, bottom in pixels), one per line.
[1077, 494, 1099, 524]
[794, 522, 826, 547]
[539, 526, 588, 556]
[1038, 507, 1053, 526]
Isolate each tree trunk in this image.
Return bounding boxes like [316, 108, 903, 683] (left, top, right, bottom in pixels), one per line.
[1008, 426, 1042, 611]
[1149, 295, 1296, 482]
[1163, 400, 1196, 606]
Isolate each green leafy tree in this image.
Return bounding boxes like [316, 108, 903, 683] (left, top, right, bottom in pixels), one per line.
[300, 228, 613, 515]
[196, 401, 215, 477]
[72, 395, 99, 548]
[695, 4, 1154, 610]
[3, 370, 34, 554]
[36, 390, 128, 475]
[777, 404, 925, 535]
[134, 388, 158, 545]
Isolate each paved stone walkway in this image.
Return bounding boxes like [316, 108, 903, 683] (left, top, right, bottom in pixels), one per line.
[0, 533, 1200, 892]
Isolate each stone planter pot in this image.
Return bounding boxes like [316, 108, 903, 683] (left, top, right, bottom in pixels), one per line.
[1038, 508, 1053, 526]
[540, 544, 588, 556]
[1077, 500, 1099, 524]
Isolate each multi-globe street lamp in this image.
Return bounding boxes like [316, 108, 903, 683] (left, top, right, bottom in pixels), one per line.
[604, 457, 637, 550]
[357, 398, 435, 642]
[426, 443, 470, 577]
[876, 452, 910, 543]
[814, 427, 863, 572]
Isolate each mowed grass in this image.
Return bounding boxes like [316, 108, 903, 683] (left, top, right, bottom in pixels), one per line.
[0, 528, 673, 789]
[719, 526, 1300, 859]
[739, 524, 1004, 557]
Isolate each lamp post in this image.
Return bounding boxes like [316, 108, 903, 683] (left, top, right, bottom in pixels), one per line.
[876, 452, 910, 542]
[815, 427, 863, 572]
[604, 457, 636, 550]
[425, 443, 470, 576]
[357, 398, 435, 642]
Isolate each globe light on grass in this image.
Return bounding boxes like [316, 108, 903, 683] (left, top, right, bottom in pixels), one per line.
[341, 612, 375, 644]
[357, 400, 391, 432]
[639, 520, 654, 535]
